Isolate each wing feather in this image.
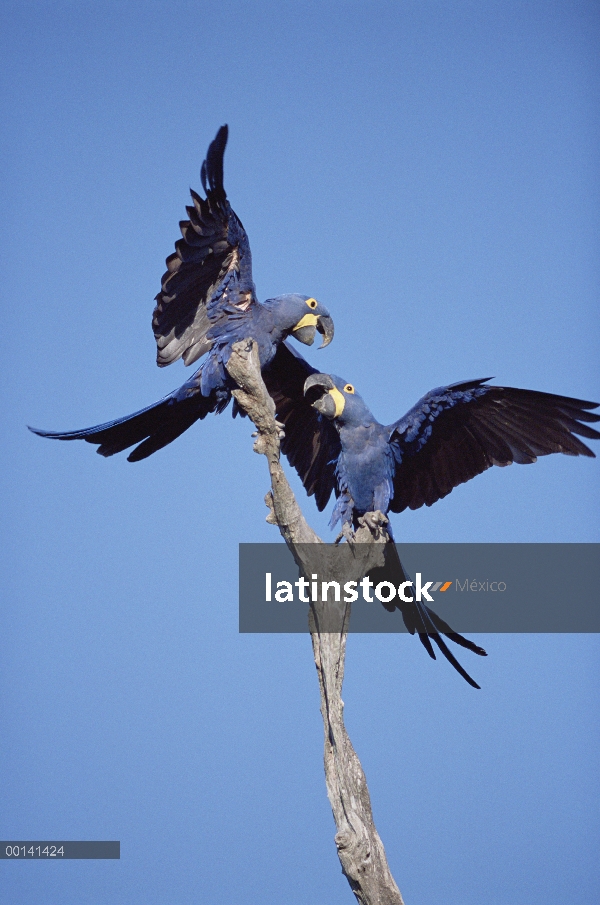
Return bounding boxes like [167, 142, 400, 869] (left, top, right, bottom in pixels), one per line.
[152, 125, 256, 368]
[389, 380, 600, 512]
[262, 343, 341, 512]
[28, 374, 226, 462]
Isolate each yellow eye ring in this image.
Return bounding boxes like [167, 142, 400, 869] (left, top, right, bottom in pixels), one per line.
[344, 384, 355, 394]
[306, 298, 318, 309]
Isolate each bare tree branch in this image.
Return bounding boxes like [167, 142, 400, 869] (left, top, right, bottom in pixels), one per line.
[228, 339, 319, 545]
[227, 340, 404, 905]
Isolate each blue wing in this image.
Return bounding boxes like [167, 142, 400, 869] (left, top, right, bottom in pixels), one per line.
[28, 371, 230, 462]
[262, 343, 341, 512]
[152, 125, 257, 368]
[388, 378, 600, 512]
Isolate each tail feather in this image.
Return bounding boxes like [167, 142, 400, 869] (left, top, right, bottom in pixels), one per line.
[201, 125, 228, 199]
[423, 604, 487, 656]
[428, 634, 483, 690]
[369, 540, 486, 687]
[29, 380, 226, 461]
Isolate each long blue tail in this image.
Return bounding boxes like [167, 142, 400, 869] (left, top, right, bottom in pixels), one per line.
[29, 376, 229, 461]
[369, 541, 487, 688]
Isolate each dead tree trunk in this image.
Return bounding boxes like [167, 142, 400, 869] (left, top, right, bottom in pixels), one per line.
[227, 340, 404, 905]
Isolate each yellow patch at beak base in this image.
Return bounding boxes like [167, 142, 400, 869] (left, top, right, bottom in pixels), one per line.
[328, 387, 346, 418]
[293, 312, 319, 331]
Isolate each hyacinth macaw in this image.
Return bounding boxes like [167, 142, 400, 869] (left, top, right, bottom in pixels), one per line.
[291, 372, 600, 686]
[30, 126, 334, 461]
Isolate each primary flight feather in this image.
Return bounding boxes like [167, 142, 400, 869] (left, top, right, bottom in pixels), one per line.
[30, 126, 334, 461]
[291, 372, 600, 687]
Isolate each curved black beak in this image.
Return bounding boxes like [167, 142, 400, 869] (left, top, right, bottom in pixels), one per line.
[293, 324, 317, 346]
[304, 373, 336, 394]
[303, 373, 338, 419]
[316, 314, 334, 349]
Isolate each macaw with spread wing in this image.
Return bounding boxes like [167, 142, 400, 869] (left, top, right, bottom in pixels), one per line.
[30, 126, 333, 461]
[276, 371, 599, 687]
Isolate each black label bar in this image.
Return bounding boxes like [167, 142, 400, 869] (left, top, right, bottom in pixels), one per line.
[1, 842, 120, 859]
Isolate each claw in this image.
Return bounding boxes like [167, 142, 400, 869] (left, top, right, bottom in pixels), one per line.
[358, 510, 388, 536]
[342, 523, 355, 543]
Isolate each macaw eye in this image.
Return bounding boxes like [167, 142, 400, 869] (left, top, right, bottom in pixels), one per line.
[344, 384, 355, 394]
[306, 298, 318, 309]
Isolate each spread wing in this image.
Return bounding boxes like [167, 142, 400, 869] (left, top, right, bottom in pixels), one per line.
[388, 379, 600, 512]
[152, 125, 257, 368]
[263, 343, 341, 512]
[28, 371, 230, 462]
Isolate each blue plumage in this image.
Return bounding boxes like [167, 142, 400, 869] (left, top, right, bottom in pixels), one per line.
[30, 127, 334, 461]
[303, 374, 599, 525]
[301, 372, 599, 687]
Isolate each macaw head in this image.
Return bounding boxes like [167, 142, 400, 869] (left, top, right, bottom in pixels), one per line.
[265, 294, 334, 348]
[304, 373, 372, 426]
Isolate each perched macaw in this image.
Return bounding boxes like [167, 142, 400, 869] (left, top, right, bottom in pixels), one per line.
[30, 126, 333, 461]
[301, 374, 599, 525]
[288, 372, 600, 686]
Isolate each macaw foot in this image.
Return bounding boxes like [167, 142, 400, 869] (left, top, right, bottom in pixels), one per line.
[334, 522, 356, 544]
[250, 421, 285, 442]
[357, 510, 388, 538]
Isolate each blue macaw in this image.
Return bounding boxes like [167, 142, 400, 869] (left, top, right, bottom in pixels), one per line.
[30, 126, 334, 461]
[291, 373, 600, 686]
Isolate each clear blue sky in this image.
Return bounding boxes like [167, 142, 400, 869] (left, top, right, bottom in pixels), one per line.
[1, 2, 599, 903]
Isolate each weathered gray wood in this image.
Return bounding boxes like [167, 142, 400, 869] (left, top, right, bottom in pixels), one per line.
[227, 341, 404, 905]
[227, 339, 319, 546]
